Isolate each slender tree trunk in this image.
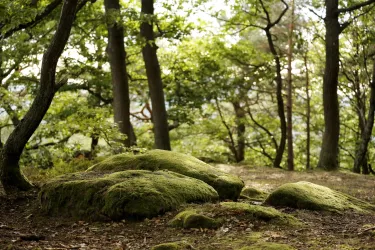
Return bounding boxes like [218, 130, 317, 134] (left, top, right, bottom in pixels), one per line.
[0, 0, 79, 192]
[286, 0, 295, 171]
[353, 58, 375, 173]
[140, 0, 171, 150]
[317, 0, 340, 171]
[233, 102, 246, 162]
[104, 0, 136, 147]
[304, 53, 311, 170]
[265, 28, 287, 169]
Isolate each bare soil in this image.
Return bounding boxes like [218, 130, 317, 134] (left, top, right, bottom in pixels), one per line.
[1, 165, 375, 250]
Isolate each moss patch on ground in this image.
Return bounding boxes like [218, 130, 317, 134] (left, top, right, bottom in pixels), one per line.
[219, 202, 300, 225]
[169, 202, 299, 229]
[151, 241, 194, 250]
[88, 150, 244, 200]
[169, 209, 222, 229]
[39, 170, 219, 220]
[240, 187, 268, 201]
[265, 181, 375, 213]
[240, 242, 295, 250]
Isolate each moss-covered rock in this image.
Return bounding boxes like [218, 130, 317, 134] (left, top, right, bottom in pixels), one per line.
[39, 170, 219, 220]
[87, 150, 244, 200]
[151, 241, 194, 250]
[240, 187, 268, 201]
[240, 242, 295, 250]
[219, 202, 299, 225]
[265, 181, 375, 212]
[169, 209, 222, 229]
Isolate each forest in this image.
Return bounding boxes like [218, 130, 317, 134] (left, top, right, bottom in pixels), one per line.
[0, 0, 375, 249]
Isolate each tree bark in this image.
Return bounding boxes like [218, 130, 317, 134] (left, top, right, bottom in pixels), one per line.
[233, 102, 246, 162]
[104, 0, 136, 147]
[286, 0, 295, 171]
[304, 53, 311, 170]
[317, 0, 340, 171]
[140, 0, 171, 150]
[353, 58, 375, 174]
[0, 0, 79, 193]
[265, 28, 287, 169]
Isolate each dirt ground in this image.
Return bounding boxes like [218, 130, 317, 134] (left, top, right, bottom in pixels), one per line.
[1, 164, 375, 250]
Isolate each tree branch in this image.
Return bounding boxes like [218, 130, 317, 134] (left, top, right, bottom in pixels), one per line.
[338, 0, 375, 13]
[1, 0, 63, 39]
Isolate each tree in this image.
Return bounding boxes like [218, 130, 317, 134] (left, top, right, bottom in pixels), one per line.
[353, 56, 375, 173]
[140, 0, 171, 150]
[317, 0, 375, 170]
[286, 0, 295, 171]
[104, 0, 136, 147]
[0, 0, 81, 192]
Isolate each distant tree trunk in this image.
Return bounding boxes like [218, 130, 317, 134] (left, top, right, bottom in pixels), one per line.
[353, 58, 375, 174]
[233, 101, 246, 162]
[317, 0, 340, 171]
[0, 0, 79, 193]
[352, 68, 369, 174]
[256, 0, 288, 168]
[140, 0, 171, 150]
[265, 27, 287, 169]
[104, 0, 136, 147]
[318, 0, 375, 171]
[286, 0, 295, 171]
[0, 128, 3, 149]
[303, 53, 311, 170]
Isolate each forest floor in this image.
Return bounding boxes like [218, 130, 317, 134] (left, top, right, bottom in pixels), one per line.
[1, 164, 375, 250]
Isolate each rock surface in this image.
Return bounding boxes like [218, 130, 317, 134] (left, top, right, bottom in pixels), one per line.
[39, 170, 219, 220]
[88, 150, 244, 200]
[265, 181, 375, 212]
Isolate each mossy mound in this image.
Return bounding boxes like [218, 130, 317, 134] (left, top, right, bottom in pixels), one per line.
[265, 181, 375, 212]
[219, 202, 299, 225]
[240, 187, 268, 201]
[39, 170, 219, 220]
[169, 202, 299, 227]
[151, 241, 194, 250]
[88, 150, 244, 200]
[169, 209, 222, 229]
[240, 242, 295, 250]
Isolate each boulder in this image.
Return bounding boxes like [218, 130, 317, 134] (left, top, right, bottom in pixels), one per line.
[39, 170, 219, 220]
[88, 150, 244, 200]
[265, 181, 375, 212]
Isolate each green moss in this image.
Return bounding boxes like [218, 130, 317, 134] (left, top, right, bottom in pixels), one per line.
[88, 150, 244, 200]
[240, 187, 268, 201]
[39, 170, 219, 220]
[219, 202, 299, 225]
[151, 241, 193, 250]
[169, 209, 222, 229]
[240, 242, 295, 250]
[265, 181, 375, 212]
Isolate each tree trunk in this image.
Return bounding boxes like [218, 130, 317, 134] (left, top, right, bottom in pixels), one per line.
[265, 28, 287, 169]
[353, 58, 375, 174]
[104, 0, 136, 147]
[0, 0, 79, 193]
[233, 102, 246, 162]
[286, 0, 295, 171]
[140, 0, 171, 150]
[317, 0, 340, 171]
[304, 53, 311, 170]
